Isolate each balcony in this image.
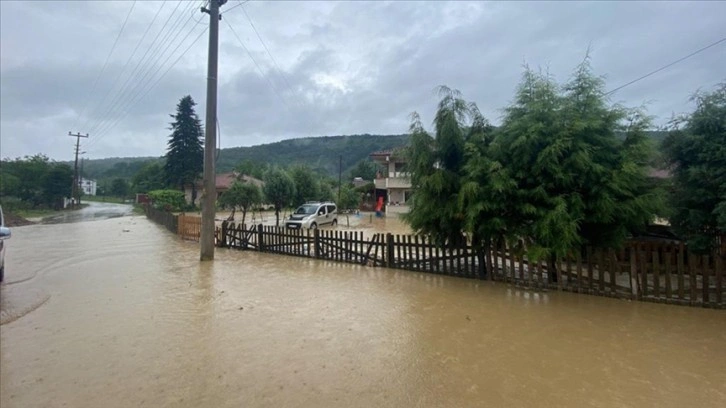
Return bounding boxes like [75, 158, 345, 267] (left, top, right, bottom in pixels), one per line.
[374, 176, 411, 189]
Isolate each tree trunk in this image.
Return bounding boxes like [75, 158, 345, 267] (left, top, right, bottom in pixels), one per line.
[241, 207, 247, 228]
[275, 206, 280, 227]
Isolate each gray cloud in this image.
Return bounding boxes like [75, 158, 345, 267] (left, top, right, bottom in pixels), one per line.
[1, 0, 725, 161]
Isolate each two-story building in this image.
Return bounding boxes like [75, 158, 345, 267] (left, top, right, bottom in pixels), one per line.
[370, 148, 411, 215]
[79, 178, 97, 196]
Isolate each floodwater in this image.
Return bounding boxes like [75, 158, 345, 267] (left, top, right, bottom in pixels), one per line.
[1, 209, 725, 408]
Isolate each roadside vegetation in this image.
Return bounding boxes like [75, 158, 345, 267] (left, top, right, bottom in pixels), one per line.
[405, 58, 724, 257]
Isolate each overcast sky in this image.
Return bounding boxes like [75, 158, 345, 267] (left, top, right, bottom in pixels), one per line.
[1, 1, 724, 161]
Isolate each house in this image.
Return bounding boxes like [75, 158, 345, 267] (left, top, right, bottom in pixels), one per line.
[184, 172, 264, 206]
[79, 178, 97, 196]
[370, 148, 412, 215]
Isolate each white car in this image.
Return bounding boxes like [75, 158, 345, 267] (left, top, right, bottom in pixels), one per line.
[0, 205, 11, 282]
[285, 202, 338, 229]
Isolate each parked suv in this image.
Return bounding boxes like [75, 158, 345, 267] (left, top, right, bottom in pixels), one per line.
[0, 205, 12, 282]
[285, 202, 337, 229]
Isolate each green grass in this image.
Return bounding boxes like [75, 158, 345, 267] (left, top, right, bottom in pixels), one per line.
[15, 204, 89, 219]
[132, 204, 145, 215]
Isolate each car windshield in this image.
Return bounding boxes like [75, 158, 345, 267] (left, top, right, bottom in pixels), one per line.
[295, 205, 318, 215]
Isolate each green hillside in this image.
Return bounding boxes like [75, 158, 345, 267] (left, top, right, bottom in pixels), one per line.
[76, 130, 669, 182]
[79, 134, 409, 181]
[216, 134, 409, 175]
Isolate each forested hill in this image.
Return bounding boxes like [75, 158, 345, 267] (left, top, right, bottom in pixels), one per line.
[80, 134, 409, 181]
[215, 134, 409, 175]
[79, 130, 668, 181]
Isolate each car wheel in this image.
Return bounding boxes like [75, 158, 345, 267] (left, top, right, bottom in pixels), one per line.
[310, 222, 317, 229]
[332, 219, 337, 226]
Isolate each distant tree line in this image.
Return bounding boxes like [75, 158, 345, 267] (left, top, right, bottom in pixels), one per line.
[0, 154, 73, 210]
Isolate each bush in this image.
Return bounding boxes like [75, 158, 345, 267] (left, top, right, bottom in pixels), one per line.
[148, 189, 186, 212]
[0, 196, 31, 212]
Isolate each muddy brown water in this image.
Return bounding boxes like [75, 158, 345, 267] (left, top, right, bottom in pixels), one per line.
[1, 211, 725, 407]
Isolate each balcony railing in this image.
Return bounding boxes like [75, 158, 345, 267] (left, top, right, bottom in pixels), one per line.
[374, 176, 411, 189]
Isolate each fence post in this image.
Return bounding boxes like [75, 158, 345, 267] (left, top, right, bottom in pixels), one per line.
[257, 223, 264, 252]
[314, 228, 321, 259]
[477, 245, 487, 280]
[220, 221, 228, 248]
[386, 233, 394, 268]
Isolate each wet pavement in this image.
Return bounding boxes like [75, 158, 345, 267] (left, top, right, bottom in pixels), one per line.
[39, 201, 134, 225]
[1, 212, 725, 407]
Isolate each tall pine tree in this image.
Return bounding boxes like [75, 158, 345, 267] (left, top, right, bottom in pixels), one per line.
[164, 95, 204, 201]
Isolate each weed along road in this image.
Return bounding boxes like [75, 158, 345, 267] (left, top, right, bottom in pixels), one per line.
[1, 212, 725, 407]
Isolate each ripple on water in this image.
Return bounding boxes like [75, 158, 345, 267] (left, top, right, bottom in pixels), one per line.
[0, 283, 51, 325]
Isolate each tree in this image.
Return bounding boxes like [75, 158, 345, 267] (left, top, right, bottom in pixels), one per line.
[110, 178, 130, 198]
[263, 167, 295, 226]
[1, 154, 52, 207]
[290, 165, 320, 207]
[132, 161, 166, 193]
[42, 164, 73, 208]
[164, 95, 203, 201]
[494, 60, 661, 264]
[348, 159, 378, 181]
[404, 86, 479, 246]
[337, 183, 360, 210]
[235, 159, 268, 180]
[662, 83, 726, 252]
[218, 181, 262, 226]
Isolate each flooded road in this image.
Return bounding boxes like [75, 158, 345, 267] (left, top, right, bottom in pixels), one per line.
[1, 214, 725, 407]
[40, 201, 134, 224]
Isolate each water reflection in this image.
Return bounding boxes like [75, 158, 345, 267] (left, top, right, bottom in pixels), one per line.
[1, 215, 725, 407]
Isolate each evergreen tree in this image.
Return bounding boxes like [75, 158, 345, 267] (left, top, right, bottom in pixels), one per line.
[404, 86, 481, 246]
[164, 95, 203, 201]
[497, 60, 661, 264]
[663, 83, 726, 252]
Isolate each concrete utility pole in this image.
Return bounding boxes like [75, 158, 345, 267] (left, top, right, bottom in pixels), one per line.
[200, 0, 226, 261]
[68, 132, 88, 209]
[337, 155, 342, 205]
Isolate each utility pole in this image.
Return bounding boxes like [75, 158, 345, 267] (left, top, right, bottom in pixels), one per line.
[337, 155, 342, 205]
[200, 0, 226, 261]
[79, 156, 85, 206]
[68, 131, 88, 209]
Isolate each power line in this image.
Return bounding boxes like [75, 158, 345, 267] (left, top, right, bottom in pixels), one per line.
[93, 20, 207, 140]
[87, 1, 202, 144]
[86, 25, 209, 153]
[224, 17, 292, 111]
[90, 0, 197, 136]
[85, 0, 188, 136]
[80, 1, 166, 132]
[239, 2, 298, 102]
[222, 0, 251, 15]
[72, 1, 137, 132]
[606, 37, 726, 96]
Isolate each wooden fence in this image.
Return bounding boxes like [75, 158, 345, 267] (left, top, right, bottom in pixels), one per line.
[144, 206, 201, 241]
[144, 205, 177, 234]
[177, 214, 201, 241]
[217, 222, 725, 309]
